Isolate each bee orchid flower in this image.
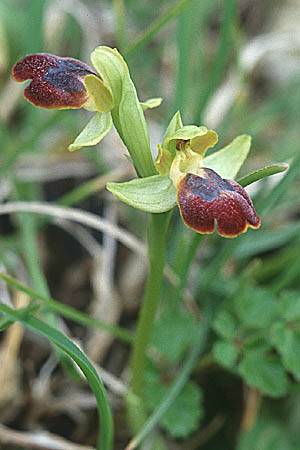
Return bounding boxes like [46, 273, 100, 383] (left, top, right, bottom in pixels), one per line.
[13, 49, 279, 239]
[168, 131, 261, 238]
[12, 52, 113, 113]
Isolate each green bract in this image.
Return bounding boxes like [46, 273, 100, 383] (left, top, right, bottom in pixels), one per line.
[91, 46, 156, 177]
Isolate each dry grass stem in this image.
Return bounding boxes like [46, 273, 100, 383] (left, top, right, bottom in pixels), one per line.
[0, 201, 145, 255]
[0, 423, 95, 450]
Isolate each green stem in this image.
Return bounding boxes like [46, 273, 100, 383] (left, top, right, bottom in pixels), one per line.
[131, 212, 171, 397]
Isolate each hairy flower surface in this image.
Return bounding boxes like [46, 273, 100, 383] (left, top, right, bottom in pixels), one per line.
[12, 53, 97, 109]
[177, 168, 260, 238]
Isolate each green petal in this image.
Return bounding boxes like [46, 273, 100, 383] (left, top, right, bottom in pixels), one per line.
[162, 111, 184, 155]
[140, 97, 163, 110]
[107, 175, 176, 213]
[68, 112, 112, 151]
[83, 74, 114, 112]
[164, 124, 218, 156]
[204, 134, 251, 180]
[238, 163, 289, 187]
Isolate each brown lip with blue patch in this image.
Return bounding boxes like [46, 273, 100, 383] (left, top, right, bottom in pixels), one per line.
[177, 168, 261, 238]
[12, 53, 97, 109]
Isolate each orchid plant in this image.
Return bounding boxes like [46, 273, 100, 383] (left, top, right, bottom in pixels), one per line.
[12, 46, 288, 448]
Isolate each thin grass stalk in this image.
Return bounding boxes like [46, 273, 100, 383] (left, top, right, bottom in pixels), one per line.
[0, 272, 133, 344]
[125, 0, 193, 57]
[0, 305, 114, 450]
[195, 0, 236, 122]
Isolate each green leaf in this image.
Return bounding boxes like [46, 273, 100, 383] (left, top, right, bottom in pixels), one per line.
[238, 351, 288, 397]
[130, 322, 208, 448]
[271, 322, 300, 381]
[91, 46, 155, 177]
[107, 175, 176, 213]
[145, 368, 203, 438]
[234, 288, 277, 329]
[0, 315, 14, 331]
[159, 382, 203, 438]
[204, 134, 251, 179]
[68, 112, 112, 152]
[140, 97, 163, 110]
[151, 308, 198, 363]
[278, 291, 300, 321]
[237, 415, 295, 450]
[238, 163, 289, 187]
[0, 305, 113, 450]
[84, 74, 114, 112]
[213, 310, 237, 340]
[213, 340, 239, 369]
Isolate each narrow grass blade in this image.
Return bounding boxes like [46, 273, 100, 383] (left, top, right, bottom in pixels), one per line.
[126, 319, 209, 449]
[0, 273, 133, 344]
[125, 0, 193, 57]
[195, 0, 236, 122]
[0, 305, 114, 450]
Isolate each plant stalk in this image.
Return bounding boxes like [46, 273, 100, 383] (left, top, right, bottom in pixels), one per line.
[130, 212, 170, 397]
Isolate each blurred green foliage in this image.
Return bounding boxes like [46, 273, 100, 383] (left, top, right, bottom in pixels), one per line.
[1, 0, 300, 449]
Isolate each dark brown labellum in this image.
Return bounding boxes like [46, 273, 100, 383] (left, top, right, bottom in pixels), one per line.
[12, 53, 96, 109]
[177, 168, 261, 237]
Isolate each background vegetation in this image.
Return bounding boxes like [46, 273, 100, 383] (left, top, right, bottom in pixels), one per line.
[0, 0, 300, 449]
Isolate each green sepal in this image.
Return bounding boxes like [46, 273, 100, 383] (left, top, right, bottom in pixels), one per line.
[238, 163, 289, 187]
[107, 175, 176, 213]
[91, 46, 155, 177]
[204, 134, 251, 180]
[68, 112, 112, 151]
[83, 74, 114, 112]
[140, 97, 163, 110]
[154, 112, 183, 175]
